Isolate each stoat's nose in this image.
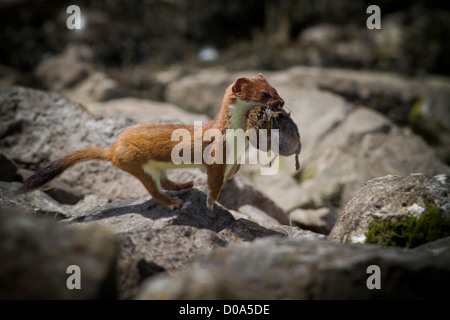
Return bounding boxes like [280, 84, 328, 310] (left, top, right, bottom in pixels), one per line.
[278, 99, 285, 109]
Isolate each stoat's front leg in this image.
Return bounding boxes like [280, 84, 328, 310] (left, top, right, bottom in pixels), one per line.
[205, 164, 226, 210]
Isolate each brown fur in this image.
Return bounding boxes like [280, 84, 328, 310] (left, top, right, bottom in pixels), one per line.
[17, 74, 285, 210]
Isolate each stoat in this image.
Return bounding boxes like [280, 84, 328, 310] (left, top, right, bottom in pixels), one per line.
[17, 74, 285, 210]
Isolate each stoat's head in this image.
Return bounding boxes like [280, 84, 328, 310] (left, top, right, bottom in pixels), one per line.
[230, 73, 285, 110]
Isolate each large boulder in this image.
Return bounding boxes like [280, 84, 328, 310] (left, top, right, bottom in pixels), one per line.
[117, 225, 227, 299]
[136, 237, 450, 300]
[0, 206, 117, 299]
[329, 174, 450, 246]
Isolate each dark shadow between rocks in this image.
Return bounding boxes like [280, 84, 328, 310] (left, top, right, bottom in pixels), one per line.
[69, 187, 236, 233]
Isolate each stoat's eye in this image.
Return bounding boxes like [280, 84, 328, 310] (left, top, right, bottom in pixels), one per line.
[260, 92, 271, 100]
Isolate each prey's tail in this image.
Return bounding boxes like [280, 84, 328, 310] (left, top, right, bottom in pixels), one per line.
[16, 147, 111, 194]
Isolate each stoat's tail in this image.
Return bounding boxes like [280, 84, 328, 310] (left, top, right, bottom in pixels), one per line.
[16, 147, 111, 194]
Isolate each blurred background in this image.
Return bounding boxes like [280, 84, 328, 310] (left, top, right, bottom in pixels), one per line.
[1, 0, 450, 82]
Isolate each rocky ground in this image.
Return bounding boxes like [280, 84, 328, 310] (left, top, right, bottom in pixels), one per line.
[1, 52, 450, 298]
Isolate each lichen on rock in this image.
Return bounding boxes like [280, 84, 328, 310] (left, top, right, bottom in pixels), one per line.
[365, 200, 450, 248]
[328, 174, 450, 246]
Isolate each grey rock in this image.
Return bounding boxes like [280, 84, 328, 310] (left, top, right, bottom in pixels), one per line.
[64, 71, 123, 104]
[0, 86, 146, 201]
[165, 70, 264, 118]
[317, 65, 422, 127]
[1, 181, 72, 220]
[0, 207, 117, 299]
[34, 44, 95, 91]
[217, 218, 284, 243]
[1, 180, 110, 222]
[167, 168, 290, 225]
[117, 225, 226, 299]
[218, 173, 290, 225]
[269, 224, 326, 241]
[234, 204, 281, 227]
[136, 237, 450, 300]
[2, 180, 319, 299]
[328, 174, 450, 245]
[287, 88, 352, 162]
[289, 207, 335, 234]
[273, 65, 450, 164]
[165, 70, 234, 117]
[1, 174, 289, 248]
[294, 107, 449, 210]
[217, 218, 324, 244]
[34, 44, 124, 104]
[83, 97, 210, 124]
[17, 167, 85, 205]
[414, 236, 450, 255]
[67, 188, 236, 234]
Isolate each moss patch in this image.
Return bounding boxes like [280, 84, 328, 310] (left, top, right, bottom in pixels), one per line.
[365, 200, 450, 248]
[408, 97, 441, 145]
[408, 97, 423, 130]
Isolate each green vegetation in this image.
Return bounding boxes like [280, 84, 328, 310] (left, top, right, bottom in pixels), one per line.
[408, 98, 423, 131]
[365, 200, 450, 248]
[299, 165, 316, 182]
[408, 97, 442, 145]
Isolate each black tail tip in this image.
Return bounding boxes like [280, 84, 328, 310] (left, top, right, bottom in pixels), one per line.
[13, 159, 66, 197]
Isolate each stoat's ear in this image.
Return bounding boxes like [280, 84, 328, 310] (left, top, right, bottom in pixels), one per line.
[232, 77, 250, 94]
[258, 73, 265, 79]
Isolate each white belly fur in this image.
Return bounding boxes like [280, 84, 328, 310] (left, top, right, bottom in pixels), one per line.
[142, 160, 202, 192]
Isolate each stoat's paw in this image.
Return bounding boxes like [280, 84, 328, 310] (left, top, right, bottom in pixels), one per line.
[167, 197, 183, 210]
[206, 195, 215, 211]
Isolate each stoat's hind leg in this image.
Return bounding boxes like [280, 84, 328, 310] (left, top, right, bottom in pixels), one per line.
[128, 167, 183, 210]
[160, 170, 194, 191]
